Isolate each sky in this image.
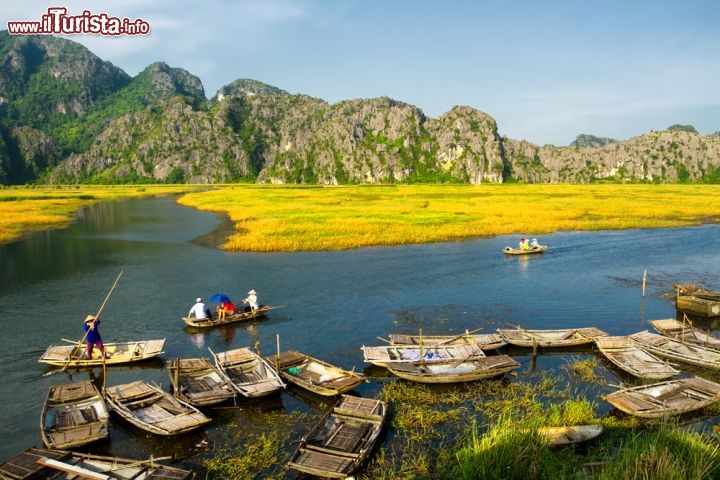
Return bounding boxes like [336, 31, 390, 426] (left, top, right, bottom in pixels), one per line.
[2, 0, 719, 145]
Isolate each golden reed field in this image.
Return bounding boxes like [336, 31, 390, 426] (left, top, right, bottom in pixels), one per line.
[3, 184, 720, 250]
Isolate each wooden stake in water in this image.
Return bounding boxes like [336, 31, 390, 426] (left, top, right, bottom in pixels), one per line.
[641, 269, 647, 323]
[642, 270, 647, 297]
[275, 334, 280, 372]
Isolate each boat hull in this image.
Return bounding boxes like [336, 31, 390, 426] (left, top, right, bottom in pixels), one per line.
[104, 380, 210, 435]
[40, 381, 109, 449]
[498, 327, 607, 348]
[183, 305, 277, 328]
[266, 350, 365, 396]
[386, 355, 520, 383]
[38, 339, 165, 367]
[168, 357, 236, 406]
[288, 395, 386, 478]
[603, 376, 720, 418]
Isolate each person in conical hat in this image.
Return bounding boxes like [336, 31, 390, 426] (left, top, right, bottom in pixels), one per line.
[243, 289, 258, 312]
[82, 314, 106, 359]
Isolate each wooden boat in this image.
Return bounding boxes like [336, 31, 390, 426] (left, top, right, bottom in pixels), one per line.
[212, 347, 285, 398]
[629, 330, 720, 370]
[104, 380, 210, 435]
[385, 355, 520, 383]
[594, 336, 679, 380]
[265, 350, 366, 396]
[497, 327, 608, 348]
[387, 331, 507, 350]
[603, 376, 720, 418]
[183, 304, 280, 328]
[0, 447, 191, 479]
[38, 339, 166, 367]
[536, 425, 604, 446]
[649, 318, 720, 350]
[503, 245, 547, 255]
[287, 395, 386, 479]
[673, 284, 720, 301]
[676, 295, 720, 317]
[40, 380, 109, 449]
[361, 344, 485, 367]
[167, 357, 236, 406]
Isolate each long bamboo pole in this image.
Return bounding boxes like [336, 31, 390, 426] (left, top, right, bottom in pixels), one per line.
[58, 271, 124, 374]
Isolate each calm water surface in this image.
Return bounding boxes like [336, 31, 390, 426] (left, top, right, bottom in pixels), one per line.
[1, 195, 719, 473]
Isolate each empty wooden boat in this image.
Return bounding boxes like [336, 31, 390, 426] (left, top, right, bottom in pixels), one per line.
[40, 380, 109, 449]
[594, 336, 679, 380]
[536, 424, 604, 446]
[386, 355, 520, 383]
[168, 357, 236, 406]
[183, 304, 280, 328]
[672, 285, 720, 316]
[38, 339, 165, 368]
[361, 344, 485, 367]
[387, 331, 507, 350]
[648, 318, 720, 350]
[629, 330, 720, 370]
[213, 347, 285, 398]
[104, 380, 210, 435]
[676, 295, 720, 317]
[288, 395, 386, 479]
[0, 447, 192, 480]
[497, 327, 608, 348]
[266, 350, 366, 396]
[603, 376, 720, 418]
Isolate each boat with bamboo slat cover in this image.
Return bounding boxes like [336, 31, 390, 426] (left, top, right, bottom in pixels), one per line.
[167, 357, 236, 406]
[0, 447, 191, 480]
[594, 336, 679, 380]
[387, 331, 507, 350]
[361, 344, 485, 367]
[265, 350, 366, 396]
[104, 380, 210, 435]
[629, 330, 720, 370]
[183, 304, 279, 328]
[648, 318, 720, 351]
[40, 380, 109, 449]
[385, 355, 520, 384]
[212, 347, 285, 398]
[38, 339, 165, 367]
[603, 376, 720, 418]
[288, 395, 386, 479]
[497, 327, 607, 348]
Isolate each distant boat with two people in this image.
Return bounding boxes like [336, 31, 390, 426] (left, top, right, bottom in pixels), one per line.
[504, 237, 547, 255]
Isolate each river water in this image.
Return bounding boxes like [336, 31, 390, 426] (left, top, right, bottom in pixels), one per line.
[0, 195, 719, 473]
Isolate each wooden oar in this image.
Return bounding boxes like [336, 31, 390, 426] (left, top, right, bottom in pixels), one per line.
[56, 271, 123, 374]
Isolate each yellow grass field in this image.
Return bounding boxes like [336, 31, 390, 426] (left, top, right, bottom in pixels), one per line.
[176, 184, 720, 252]
[0, 185, 202, 244]
[3, 184, 720, 251]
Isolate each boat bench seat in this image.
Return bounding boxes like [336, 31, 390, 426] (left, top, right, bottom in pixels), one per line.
[183, 378, 214, 392]
[323, 421, 371, 453]
[56, 407, 97, 428]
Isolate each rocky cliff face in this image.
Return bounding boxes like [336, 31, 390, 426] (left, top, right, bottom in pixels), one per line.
[505, 130, 720, 183]
[1, 33, 719, 185]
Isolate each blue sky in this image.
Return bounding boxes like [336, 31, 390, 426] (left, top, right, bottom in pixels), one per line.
[3, 0, 719, 145]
